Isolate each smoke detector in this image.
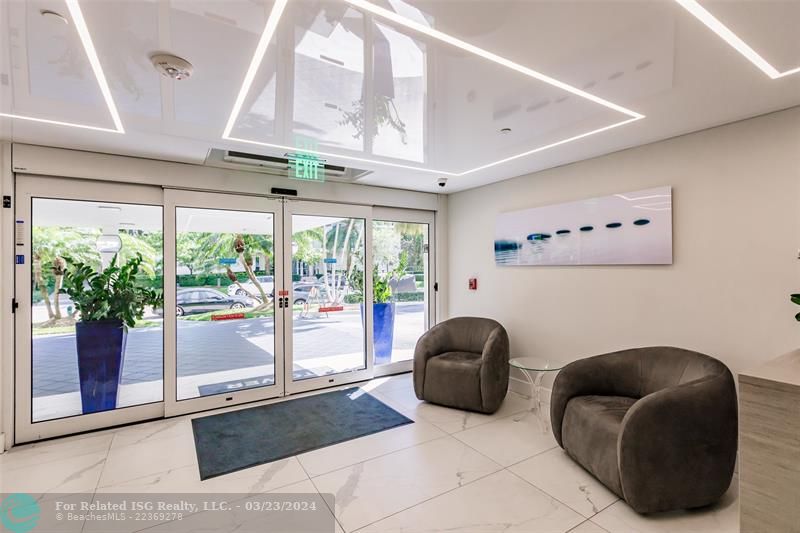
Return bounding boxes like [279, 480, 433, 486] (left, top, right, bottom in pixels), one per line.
[150, 53, 193, 80]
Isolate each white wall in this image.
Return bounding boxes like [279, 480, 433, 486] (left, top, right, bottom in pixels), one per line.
[448, 107, 800, 385]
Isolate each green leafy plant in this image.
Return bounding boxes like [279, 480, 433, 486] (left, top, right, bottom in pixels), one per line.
[350, 252, 409, 304]
[373, 268, 393, 303]
[792, 293, 800, 321]
[61, 253, 163, 328]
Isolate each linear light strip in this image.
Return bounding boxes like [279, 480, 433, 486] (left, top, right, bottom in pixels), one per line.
[0, 113, 121, 133]
[674, 0, 799, 79]
[616, 193, 672, 201]
[224, 0, 645, 176]
[461, 117, 643, 175]
[345, 0, 644, 120]
[64, 0, 124, 132]
[222, 0, 289, 138]
[0, 0, 124, 133]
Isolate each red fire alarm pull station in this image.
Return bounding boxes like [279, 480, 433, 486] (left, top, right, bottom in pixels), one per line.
[468, 278, 478, 290]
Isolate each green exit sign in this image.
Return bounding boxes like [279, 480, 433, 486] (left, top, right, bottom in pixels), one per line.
[289, 155, 325, 182]
[289, 136, 325, 182]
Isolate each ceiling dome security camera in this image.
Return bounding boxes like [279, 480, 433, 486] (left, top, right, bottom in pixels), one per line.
[437, 178, 448, 188]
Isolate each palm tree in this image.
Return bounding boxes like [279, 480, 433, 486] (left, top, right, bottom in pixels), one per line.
[33, 227, 162, 324]
[293, 226, 325, 278]
[191, 232, 275, 311]
[33, 227, 99, 322]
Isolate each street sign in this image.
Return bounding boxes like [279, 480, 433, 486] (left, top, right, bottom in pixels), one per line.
[323, 258, 337, 264]
[219, 258, 237, 265]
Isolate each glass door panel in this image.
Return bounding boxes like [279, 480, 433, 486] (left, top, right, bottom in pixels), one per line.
[175, 208, 278, 400]
[164, 191, 284, 416]
[30, 199, 164, 422]
[285, 202, 372, 393]
[372, 219, 429, 365]
[371, 208, 435, 375]
[15, 176, 165, 443]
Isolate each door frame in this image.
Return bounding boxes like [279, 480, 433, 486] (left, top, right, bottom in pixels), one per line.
[14, 175, 165, 443]
[11, 176, 436, 443]
[163, 189, 287, 417]
[283, 199, 375, 395]
[371, 207, 436, 377]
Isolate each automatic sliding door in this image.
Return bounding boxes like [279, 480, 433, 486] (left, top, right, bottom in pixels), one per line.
[284, 202, 373, 393]
[164, 191, 285, 416]
[15, 176, 165, 443]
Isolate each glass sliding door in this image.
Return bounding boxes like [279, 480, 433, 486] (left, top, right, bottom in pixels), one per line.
[371, 208, 435, 374]
[15, 180, 433, 442]
[164, 190, 285, 416]
[15, 176, 165, 443]
[284, 201, 373, 393]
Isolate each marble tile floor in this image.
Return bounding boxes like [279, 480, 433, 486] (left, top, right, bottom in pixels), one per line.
[0, 372, 739, 532]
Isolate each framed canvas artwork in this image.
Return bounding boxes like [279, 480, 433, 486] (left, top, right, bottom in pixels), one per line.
[494, 186, 673, 266]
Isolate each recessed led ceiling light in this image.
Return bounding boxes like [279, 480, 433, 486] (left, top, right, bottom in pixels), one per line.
[500, 128, 512, 135]
[222, 0, 288, 139]
[0, 0, 124, 133]
[675, 0, 800, 79]
[223, 0, 644, 176]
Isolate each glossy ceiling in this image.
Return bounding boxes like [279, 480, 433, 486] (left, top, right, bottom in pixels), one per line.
[1, 0, 798, 192]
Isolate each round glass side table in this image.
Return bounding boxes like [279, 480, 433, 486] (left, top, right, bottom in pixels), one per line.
[509, 357, 564, 432]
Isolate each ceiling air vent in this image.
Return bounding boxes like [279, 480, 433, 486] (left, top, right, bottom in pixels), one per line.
[205, 148, 371, 183]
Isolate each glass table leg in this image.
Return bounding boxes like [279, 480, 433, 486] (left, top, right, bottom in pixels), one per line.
[519, 368, 548, 433]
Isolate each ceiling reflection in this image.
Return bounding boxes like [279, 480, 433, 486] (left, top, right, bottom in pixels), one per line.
[223, 0, 652, 175]
[1, 0, 689, 177]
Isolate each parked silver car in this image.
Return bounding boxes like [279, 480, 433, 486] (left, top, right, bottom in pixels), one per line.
[227, 275, 274, 298]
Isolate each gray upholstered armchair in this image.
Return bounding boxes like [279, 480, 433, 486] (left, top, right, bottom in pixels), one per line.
[550, 347, 738, 514]
[413, 317, 509, 414]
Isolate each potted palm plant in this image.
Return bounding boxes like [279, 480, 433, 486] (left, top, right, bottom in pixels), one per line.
[61, 253, 162, 414]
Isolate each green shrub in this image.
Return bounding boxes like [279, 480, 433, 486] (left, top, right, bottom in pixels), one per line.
[344, 291, 423, 303]
[396, 291, 425, 302]
[344, 293, 362, 304]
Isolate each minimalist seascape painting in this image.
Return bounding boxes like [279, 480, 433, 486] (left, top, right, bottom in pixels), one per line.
[495, 186, 672, 266]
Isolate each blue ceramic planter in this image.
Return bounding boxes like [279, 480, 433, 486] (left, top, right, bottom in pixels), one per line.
[75, 319, 128, 414]
[361, 302, 396, 365]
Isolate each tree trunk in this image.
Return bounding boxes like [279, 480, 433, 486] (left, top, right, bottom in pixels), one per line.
[232, 280, 259, 300]
[328, 223, 341, 302]
[53, 273, 64, 319]
[33, 262, 55, 320]
[335, 220, 355, 304]
[346, 225, 364, 284]
[238, 253, 273, 312]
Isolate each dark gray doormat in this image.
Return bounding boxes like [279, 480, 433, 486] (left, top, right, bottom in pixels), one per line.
[192, 387, 413, 480]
